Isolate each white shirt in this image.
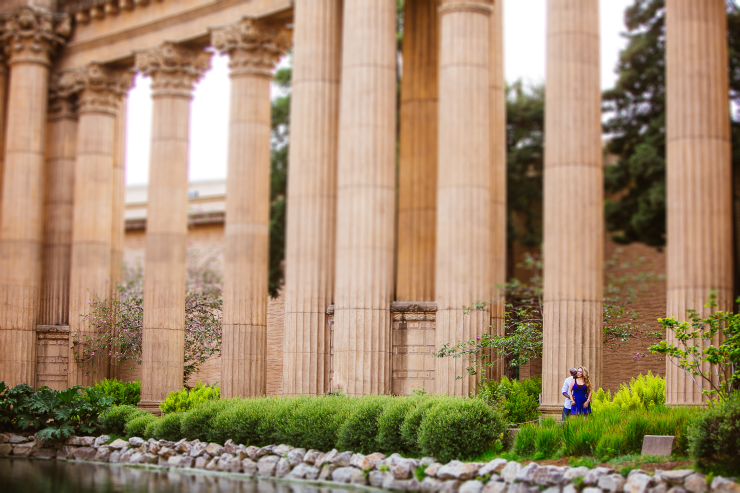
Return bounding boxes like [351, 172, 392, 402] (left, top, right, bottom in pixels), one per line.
[562, 376, 574, 409]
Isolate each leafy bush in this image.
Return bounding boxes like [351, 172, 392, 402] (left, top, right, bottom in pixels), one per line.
[595, 431, 628, 460]
[211, 398, 281, 447]
[478, 376, 541, 425]
[377, 398, 419, 454]
[593, 372, 665, 412]
[513, 425, 537, 457]
[533, 418, 563, 459]
[180, 398, 232, 442]
[688, 394, 740, 476]
[124, 413, 157, 438]
[98, 404, 149, 434]
[400, 396, 446, 456]
[260, 396, 313, 445]
[148, 413, 184, 441]
[280, 397, 354, 452]
[87, 379, 141, 406]
[337, 396, 390, 454]
[418, 398, 506, 463]
[160, 382, 220, 414]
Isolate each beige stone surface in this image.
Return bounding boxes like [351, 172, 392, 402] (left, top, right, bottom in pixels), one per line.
[396, 0, 438, 303]
[435, 0, 493, 396]
[136, 43, 211, 410]
[333, 0, 397, 395]
[0, 60, 6, 226]
[282, 0, 342, 397]
[541, 0, 603, 409]
[665, 0, 733, 404]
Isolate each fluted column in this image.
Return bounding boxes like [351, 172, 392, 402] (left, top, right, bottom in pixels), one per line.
[136, 43, 211, 411]
[435, 0, 493, 396]
[39, 77, 77, 327]
[396, 0, 439, 302]
[66, 64, 133, 387]
[665, 0, 733, 404]
[0, 56, 7, 220]
[541, 0, 603, 411]
[282, 0, 343, 396]
[489, 0, 506, 381]
[334, 0, 397, 395]
[212, 19, 291, 398]
[0, 7, 70, 386]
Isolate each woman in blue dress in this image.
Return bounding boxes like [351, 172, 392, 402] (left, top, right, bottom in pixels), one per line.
[568, 367, 593, 416]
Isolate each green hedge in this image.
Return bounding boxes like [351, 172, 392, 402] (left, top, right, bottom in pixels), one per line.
[688, 394, 740, 476]
[98, 404, 149, 434]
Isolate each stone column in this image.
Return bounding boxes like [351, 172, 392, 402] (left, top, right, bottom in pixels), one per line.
[665, 0, 733, 404]
[135, 43, 211, 411]
[435, 0, 493, 396]
[489, 0, 506, 381]
[541, 0, 603, 411]
[39, 76, 78, 327]
[0, 56, 7, 220]
[282, 0, 343, 396]
[0, 6, 70, 386]
[334, 0, 397, 395]
[396, 0, 439, 302]
[212, 19, 291, 398]
[66, 64, 133, 387]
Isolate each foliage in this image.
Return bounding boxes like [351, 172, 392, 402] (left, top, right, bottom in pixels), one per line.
[512, 425, 538, 458]
[400, 396, 446, 456]
[124, 413, 157, 439]
[281, 397, 354, 452]
[376, 397, 419, 454]
[337, 396, 391, 454]
[160, 382, 220, 414]
[592, 372, 665, 412]
[417, 398, 506, 463]
[179, 398, 232, 442]
[72, 250, 222, 382]
[98, 404, 149, 434]
[210, 398, 282, 447]
[148, 412, 185, 442]
[650, 294, 740, 400]
[88, 379, 140, 406]
[688, 393, 740, 476]
[478, 376, 541, 425]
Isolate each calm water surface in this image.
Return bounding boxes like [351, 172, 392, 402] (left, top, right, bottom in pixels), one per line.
[0, 458, 360, 493]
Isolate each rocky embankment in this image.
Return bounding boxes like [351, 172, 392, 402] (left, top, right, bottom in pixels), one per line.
[1, 433, 738, 493]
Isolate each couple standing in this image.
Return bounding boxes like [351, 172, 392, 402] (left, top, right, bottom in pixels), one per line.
[561, 367, 592, 419]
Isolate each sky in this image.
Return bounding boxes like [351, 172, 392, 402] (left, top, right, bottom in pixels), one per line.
[124, 0, 633, 185]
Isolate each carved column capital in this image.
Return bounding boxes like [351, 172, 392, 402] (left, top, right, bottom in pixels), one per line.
[135, 42, 211, 99]
[50, 63, 133, 117]
[438, 0, 493, 16]
[48, 70, 79, 121]
[211, 18, 291, 77]
[1, 6, 71, 66]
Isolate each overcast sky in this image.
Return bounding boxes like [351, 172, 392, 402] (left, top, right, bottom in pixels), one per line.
[124, 0, 633, 185]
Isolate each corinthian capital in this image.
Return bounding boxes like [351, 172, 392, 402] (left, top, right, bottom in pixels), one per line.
[1, 6, 72, 65]
[211, 18, 291, 77]
[54, 63, 134, 116]
[438, 0, 493, 16]
[135, 42, 212, 98]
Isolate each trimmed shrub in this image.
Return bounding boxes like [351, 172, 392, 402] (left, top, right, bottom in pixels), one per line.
[513, 425, 537, 457]
[377, 398, 419, 454]
[282, 397, 355, 451]
[400, 396, 446, 456]
[180, 398, 232, 442]
[337, 396, 391, 454]
[478, 376, 541, 425]
[143, 419, 158, 440]
[418, 398, 506, 463]
[211, 398, 282, 447]
[88, 379, 141, 406]
[125, 413, 157, 438]
[688, 394, 740, 476]
[98, 404, 149, 434]
[260, 396, 313, 445]
[149, 412, 185, 441]
[160, 382, 220, 414]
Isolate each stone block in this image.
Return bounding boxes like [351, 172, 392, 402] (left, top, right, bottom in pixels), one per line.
[257, 455, 279, 476]
[241, 458, 257, 474]
[438, 460, 482, 480]
[711, 478, 740, 493]
[658, 470, 694, 486]
[500, 462, 522, 483]
[287, 448, 306, 467]
[0, 433, 9, 443]
[0, 443, 12, 456]
[108, 439, 128, 450]
[641, 436, 675, 457]
[205, 443, 225, 457]
[625, 473, 654, 493]
[194, 457, 208, 469]
[190, 442, 207, 457]
[459, 480, 485, 493]
[479, 459, 507, 477]
[516, 462, 539, 483]
[287, 463, 318, 480]
[109, 451, 122, 463]
[128, 437, 145, 447]
[482, 482, 508, 493]
[333, 466, 368, 484]
[95, 446, 112, 462]
[94, 435, 110, 448]
[684, 474, 708, 493]
[275, 457, 290, 477]
[73, 447, 97, 461]
[598, 474, 626, 493]
[273, 444, 293, 457]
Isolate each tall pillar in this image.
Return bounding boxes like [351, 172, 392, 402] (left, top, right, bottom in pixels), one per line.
[39, 75, 78, 327]
[396, 0, 438, 302]
[212, 19, 291, 398]
[435, 0, 493, 396]
[541, 0, 603, 412]
[0, 56, 7, 220]
[282, 0, 343, 396]
[489, 0, 506, 381]
[334, 0, 397, 395]
[136, 43, 211, 411]
[665, 0, 733, 404]
[0, 7, 70, 386]
[66, 64, 133, 386]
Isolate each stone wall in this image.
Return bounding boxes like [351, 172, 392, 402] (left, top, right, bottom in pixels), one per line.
[391, 302, 437, 395]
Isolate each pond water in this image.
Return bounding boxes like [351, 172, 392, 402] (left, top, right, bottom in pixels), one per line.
[0, 458, 363, 493]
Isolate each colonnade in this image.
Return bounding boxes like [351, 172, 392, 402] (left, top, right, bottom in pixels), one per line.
[0, 1, 734, 408]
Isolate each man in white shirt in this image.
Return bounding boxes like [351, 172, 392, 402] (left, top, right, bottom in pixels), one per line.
[561, 368, 577, 421]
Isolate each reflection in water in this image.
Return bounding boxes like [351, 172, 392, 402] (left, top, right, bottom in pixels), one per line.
[0, 459, 357, 493]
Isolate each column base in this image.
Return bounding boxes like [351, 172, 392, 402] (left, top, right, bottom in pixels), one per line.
[137, 400, 163, 416]
[539, 404, 563, 421]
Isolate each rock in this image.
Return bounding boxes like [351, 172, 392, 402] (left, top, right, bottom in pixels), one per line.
[274, 444, 294, 457]
[120, 449, 135, 463]
[542, 487, 561, 493]
[421, 457, 437, 467]
[241, 458, 258, 474]
[0, 444, 12, 456]
[480, 459, 508, 477]
[659, 470, 694, 486]
[109, 451, 122, 463]
[95, 446, 112, 462]
[319, 449, 339, 467]
[108, 439, 128, 450]
[205, 443, 225, 457]
[534, 466, 565, 487]
[72, 446, 96, 461]
[641, 436, 675, 457]
[246, 445, 261, 461]
[275, 457, 291, 477]
[509, 483, 540, 493]
[440, 480, 465, 493]
[8, 434, 29, 444]
[625, 473, 654, 493]
[217, 455, 233, 471]
[0, 433, 9, 443]
[393, 460, 414, 480]
[230, 458, 242, 473]
[481, 482, 508, 493]
[371, 471, 390, 488]
[287, 448, 306, 467]
[303, 449, 322, 464]
[334, 451, 354, 467]
[179, 456, 194, 468]
[649, 484, 668, 493]
[94, 435, 110, 448]
[205, 458, 219, 471]
[319, 464, 336, 481]
[66, 436, 95, 446]
[668, 488, 687, 493]
[257, 455, 280, 476]
[515, 462, 539, 483]
[128, 437, 145, 447]
[501, 462, 522, 483]
[562, 485, 578, 493]
[564, 467, 591, 481]
[287, 463, 319, 480]
[235, 445, 250, 461]
[157, 446, 175, 459]
[148, 442, 160, 454]
[598, 474, 627, 493]
[256, 445, 275, 459]
[387, 453, 420, 468]
[584, 467, 616, 486]
[333, 466, 368, 485]
[190, 442, 207, 457]
[175, 440, 191, 454]
[224, 439, 237, 454]
[684, 474, 709, 493]
[425, 463, 443, 478]
[711, 478, 740, 493]
[194, 457, 208, 469]
[167, 456, 182, 467]
[460, 480, 485, 493]
[32, 448, 56, 459]
[128, 452, 145, 464]
[629, 470, 649, 479]
[384, 476, 422, 491]
[438, 460, 482, 481]
[584, 488, 604, 493]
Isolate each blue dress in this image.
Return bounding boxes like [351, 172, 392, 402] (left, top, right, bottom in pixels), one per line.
[571, 380, 592, 416]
